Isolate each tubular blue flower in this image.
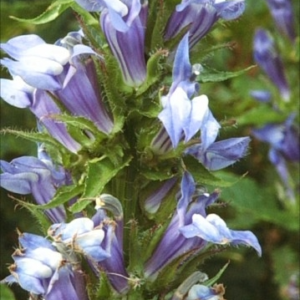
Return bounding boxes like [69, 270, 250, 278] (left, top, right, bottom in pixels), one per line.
[266, 0, 296, 42]
[185, 108, 250, 171]
[187, 136, 251, 171]
[252, 115, 300, 201]
[1, 33, 114, 150]
[0, 35, 70, 91]
[49, 217, 110, 263]
[252, 115, 300, 162]
[253, 28, 290, 101]
[1, 232, 88, 300]
[144, 172, 220, 279]
[100, 0, 147, 86]
[0, 156, 67, 223]
[165, 0, 245, 48]
[92, 208, 129, 294]
[186, 284, 225, 300]
[157, 34, 209, 148]
[180, 213, 262, 256]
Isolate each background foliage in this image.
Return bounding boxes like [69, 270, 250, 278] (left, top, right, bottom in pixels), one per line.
[0, 0, 299, 299]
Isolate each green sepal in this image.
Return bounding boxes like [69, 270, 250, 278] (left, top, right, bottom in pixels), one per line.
[95, 272, 113, 300]
[149, 247, 225, 296]
[9, 197, 52, 234]
[50, 113, 107, 147]
[69, 155, 132, 213]
[183, 156, 236, 187]
[71, 2, 99, 26]
[127, 219, 143, 274]
[141, 220, 171, 265]
[146, 0, 178, 52]
[198, 65, 256, 83]
[0, 128, 68, 153]
[39, 184, 83, 209]
[10, 0, 74, 24]
[203, 261, 230, 286]
[136, 49, 168, 97]
[140, 160, 179, 181]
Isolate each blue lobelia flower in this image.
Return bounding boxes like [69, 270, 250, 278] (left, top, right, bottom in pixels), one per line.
[180, 213, 262, 255]
[100, 0, 147, 87]
[92, 196, 129, 294]
[157, 33, 208, 149]
[0, 154, 67, 223]
[186, 284, 225, 300]
[253, 28, 290, 101]
[0, 34, 71, 91]
[144, 172, 219, 279]
[265, 0, 296, 42]
[48, 217, 110, 263]
[165, 0, 245, 48]
[144, 172, 261, 279]
[252, 115, 300, 201]
[1, 33, 114, 151]
[74, 0, 147, 87]
[154, 33, 251, 171]
[1, 231, 88, 300]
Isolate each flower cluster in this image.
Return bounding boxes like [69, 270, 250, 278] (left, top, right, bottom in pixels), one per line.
[0, 0, 263, 299]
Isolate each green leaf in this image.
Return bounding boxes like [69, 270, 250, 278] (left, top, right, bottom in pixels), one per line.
[218, 172, 299, 231]
[1, 128, 63, 149]
[203, 261, 230, 286]
[183, 156, 237, 187]
[0, 285, 16, 300]
[198, 65, 256, 83]
[10, 0, 73, 24]
[9, 196, 52, 234]
[69, 156, 132, 213]
[50, 114, 107, 147]
[237, 105, 285, 126]
[40, 184, 83, 209]
[136, 48, 168, 96]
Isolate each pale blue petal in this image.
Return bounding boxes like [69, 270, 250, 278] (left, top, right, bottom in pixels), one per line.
[0, 78, 33, 108]
[0, 172, 37, 194]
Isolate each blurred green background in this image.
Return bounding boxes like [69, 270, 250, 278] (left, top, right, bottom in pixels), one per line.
[0, 0, 299, 299]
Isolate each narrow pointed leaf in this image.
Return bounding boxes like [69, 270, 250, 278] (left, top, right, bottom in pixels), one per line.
[10, 0, 74, 24]
[198, 65, 255, 83]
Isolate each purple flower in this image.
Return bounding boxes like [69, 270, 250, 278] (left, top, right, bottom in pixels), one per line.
[1, 232, 88, 300]
[0, 34, 70, 90]
[1, 33, 114, 151]
[252, 115, 300, 162]
[165, 0, 245, 48]
[253, 28, 290, 101]
[157, 34, 208, 148]
[100, 0, 147, 86]
[92, 208, 129, 294]
[180, 213, 262, 255]
[144, 173, 219, 279]
[185, 108, 250, 171]
[252, 115, 300, 201]
[266, 0, 296, 42]
[0, 156, 67, 223]
[186, 284, 225, 300]
[49, 217, 110, 262]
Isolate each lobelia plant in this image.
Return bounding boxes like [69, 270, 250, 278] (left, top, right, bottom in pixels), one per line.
[1, 0, 264, 299]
